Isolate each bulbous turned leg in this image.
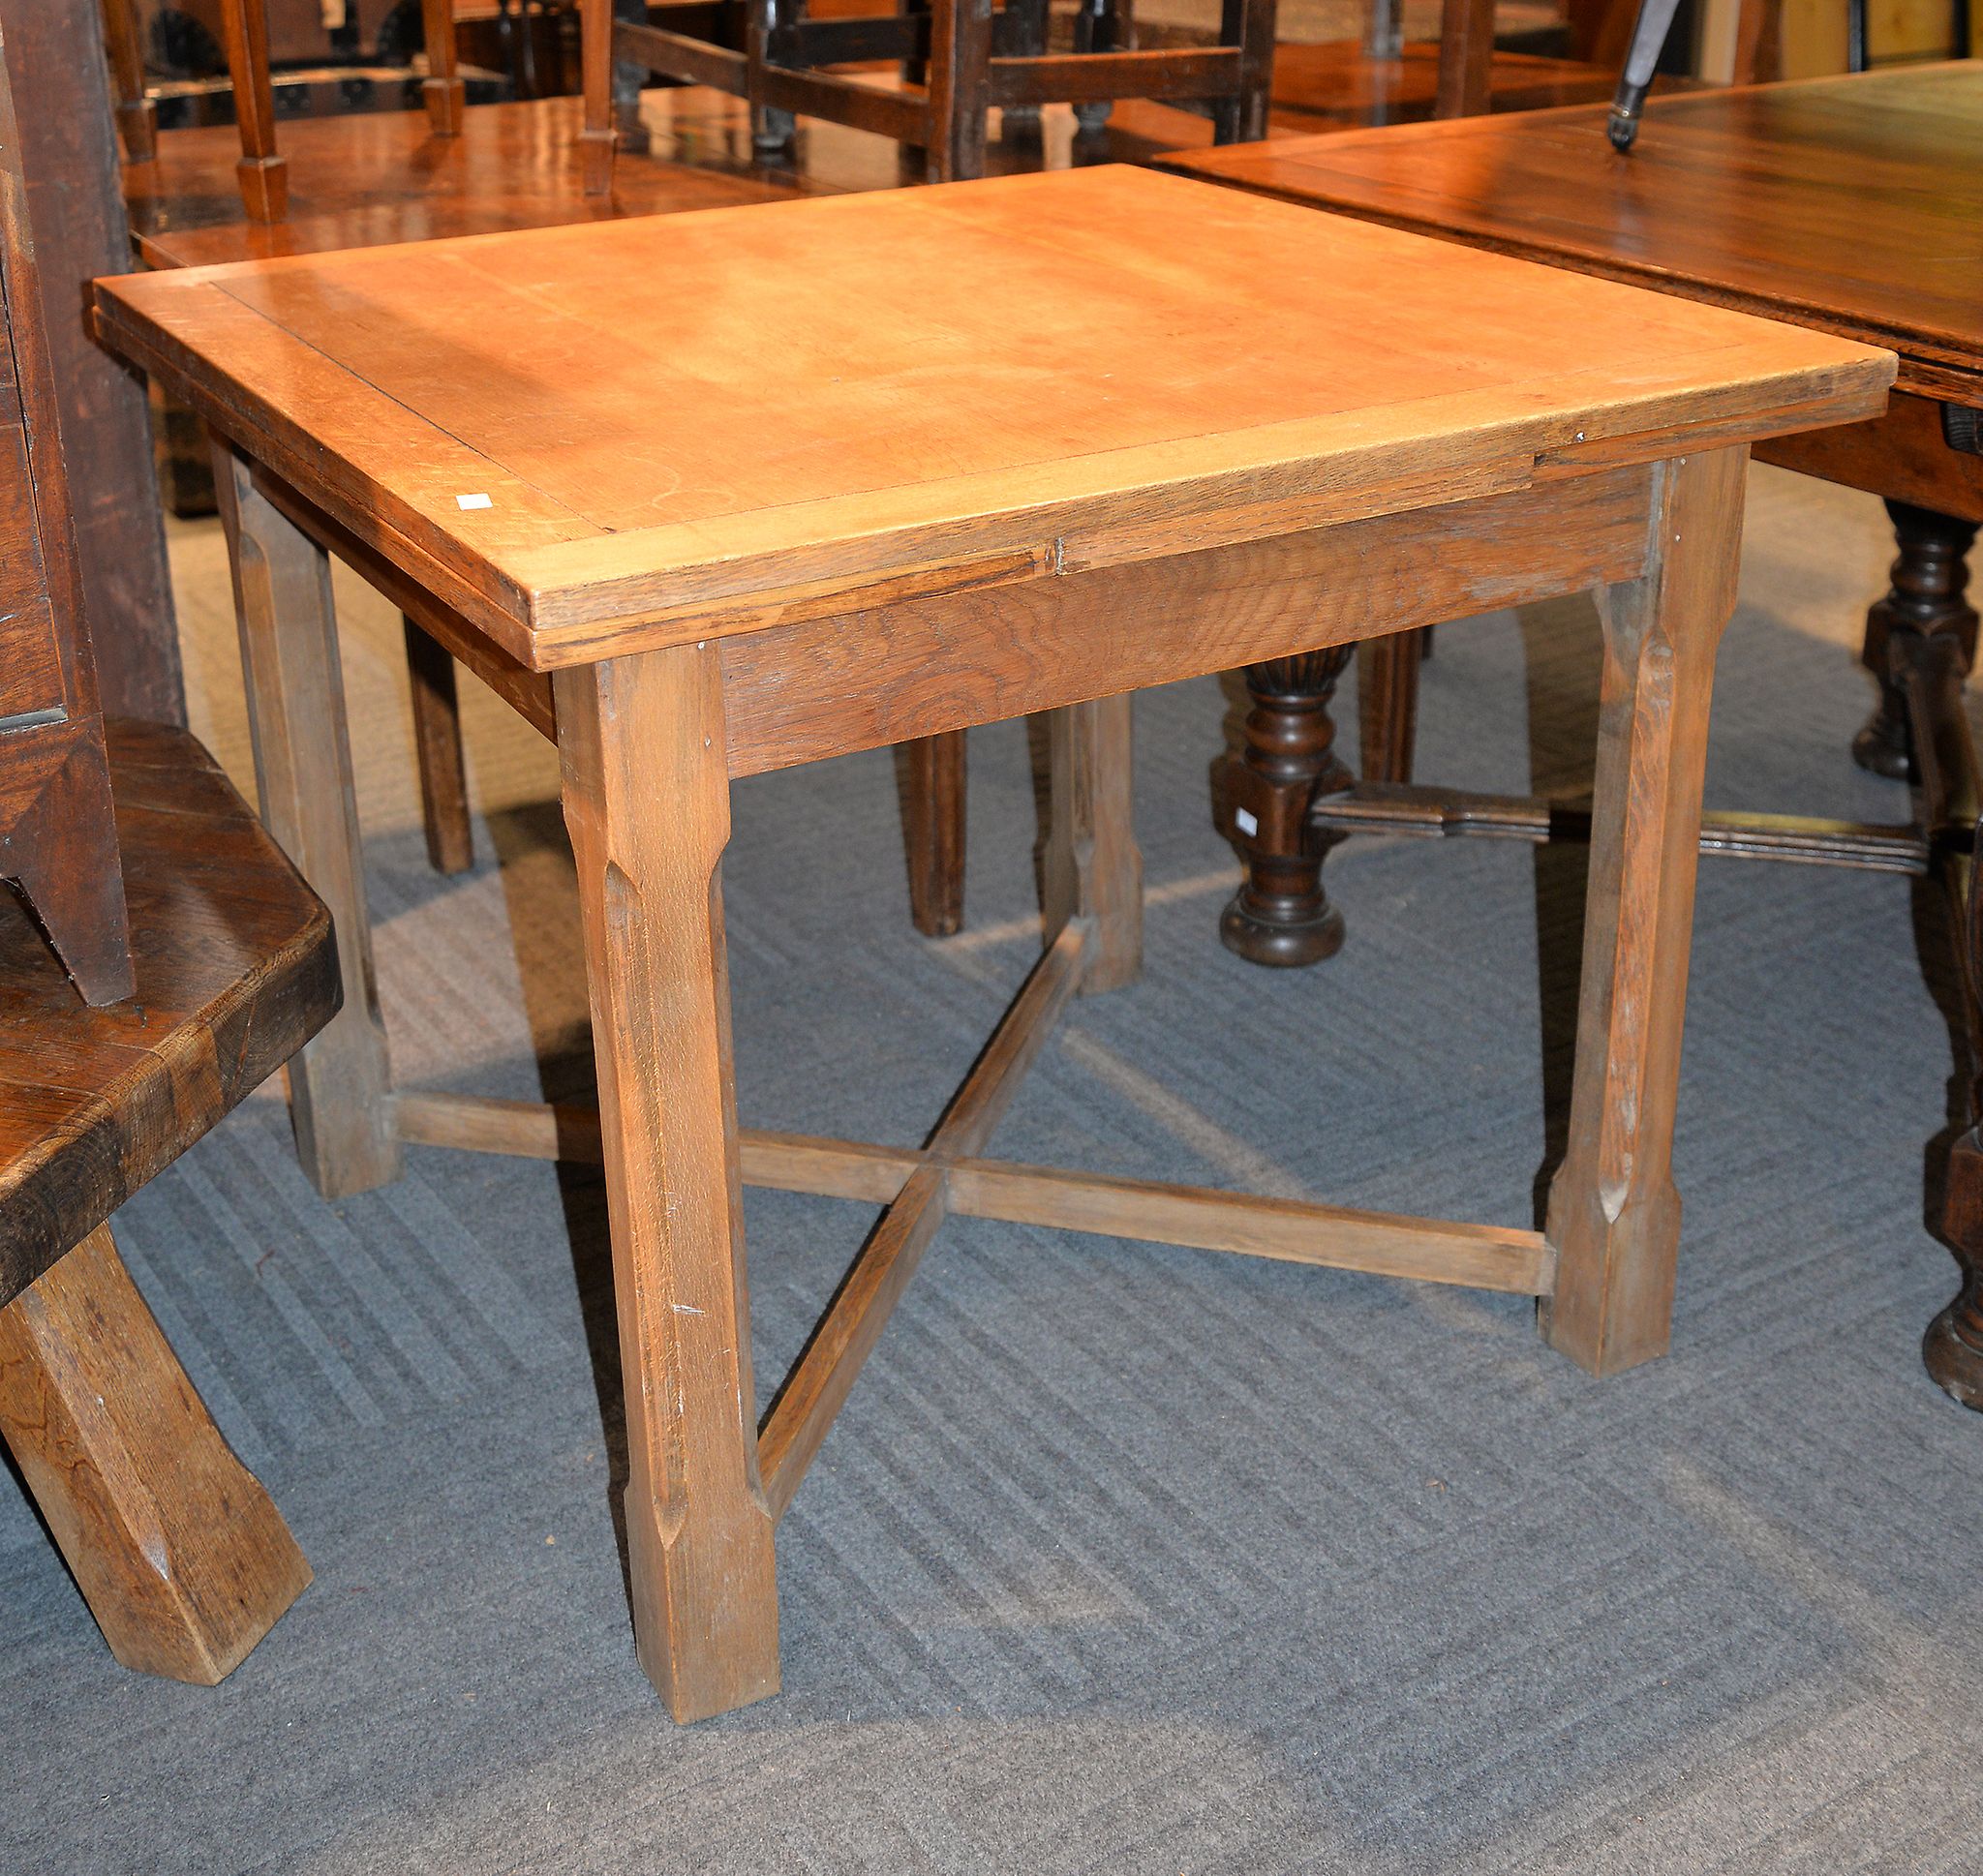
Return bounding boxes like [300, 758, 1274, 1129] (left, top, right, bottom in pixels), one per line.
[1853, 501, 1978, 781]
[1213, 647, 1354, 967]
[1927, 1127, 1983, 1409]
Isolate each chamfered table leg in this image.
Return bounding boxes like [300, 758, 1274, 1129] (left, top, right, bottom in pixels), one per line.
[901, 730, 967, 937]
[1541, 448, 1745, 1376]
[1043, 691, 1143, 992]
[213, 440, 402, 1200]
[554, 646, 780, 1724]
[402, 617, 475, 876]
[1852, 501, 1977, 781]
[0, 1225, 312, 1684]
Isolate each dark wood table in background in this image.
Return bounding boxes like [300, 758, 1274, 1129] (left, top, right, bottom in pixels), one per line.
[1164, 62, 1983, 1407]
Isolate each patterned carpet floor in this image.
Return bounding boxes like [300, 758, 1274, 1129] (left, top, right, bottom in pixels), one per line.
[4, 464, 1981, 1873]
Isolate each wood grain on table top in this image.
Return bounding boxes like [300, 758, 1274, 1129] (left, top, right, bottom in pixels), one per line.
[1163, 63, 1983, 405]
[95, 165, 1894, 672]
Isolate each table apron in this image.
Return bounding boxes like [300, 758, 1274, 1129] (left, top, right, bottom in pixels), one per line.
[719, 462, 1656, 777]
[1754, 392, 1983, 526]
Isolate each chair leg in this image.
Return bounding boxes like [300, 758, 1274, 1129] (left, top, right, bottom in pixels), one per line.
[217, 0, 288, 221]
[925, 0, 991, 181]
[749, 0, 798, 150]
[403, 618, 474, 876]
[420, 0, 468, 132]
[0, 1226, 312, 1684]
[98, 0, 158, 163]
[999, 0, 1049, 135]
[901, 731, 967, 937]
[580, 0, 619, 194]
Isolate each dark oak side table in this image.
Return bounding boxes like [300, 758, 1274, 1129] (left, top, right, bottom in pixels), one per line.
[96, 167, 1890, 1719]
[1164, 64, 1983, 1407]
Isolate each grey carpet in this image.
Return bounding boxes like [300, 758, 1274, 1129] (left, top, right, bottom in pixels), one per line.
[6, 476, 1983, 1873]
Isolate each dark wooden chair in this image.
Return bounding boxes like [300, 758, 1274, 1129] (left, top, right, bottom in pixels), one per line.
[0, 37, 337, 1682]
[577, 0, 1277, 192]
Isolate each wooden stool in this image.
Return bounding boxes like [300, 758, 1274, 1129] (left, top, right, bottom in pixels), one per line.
[0, 720, 338, 1682]
[98, 170, 1891, 1721]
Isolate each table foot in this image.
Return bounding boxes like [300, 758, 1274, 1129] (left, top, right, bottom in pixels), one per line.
[1214, 648, 1353, 968]
[1853, 500, 1977, 782]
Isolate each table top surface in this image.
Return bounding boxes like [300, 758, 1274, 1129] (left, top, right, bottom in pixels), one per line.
[96, 165, 1892, 674]
[1163, 63, 1983, 407]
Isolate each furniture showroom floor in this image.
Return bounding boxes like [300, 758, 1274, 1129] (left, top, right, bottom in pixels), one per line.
[5, 463, 1978, 1872]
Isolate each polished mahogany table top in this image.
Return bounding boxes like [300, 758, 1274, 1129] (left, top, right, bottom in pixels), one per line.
[96, 166, 1890, 679]
[1164, 63, 1983, 408]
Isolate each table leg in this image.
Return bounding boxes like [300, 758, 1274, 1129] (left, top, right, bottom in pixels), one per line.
[1541, 449, 1744, 1376]
[901, 731, 966, 937]
[403, 618, 475, 876]
[1929, 1128, 1983, 1407]
[1852, 502, 1977, 782]
[1357, 630, 1424, 785]
[555, 647, 780, 1724]
[1044, 692, 1143, 992]
[0, 1225, 312, 1683]
[214, 442, 401, 1199]
[1215, 647, 1354, 967]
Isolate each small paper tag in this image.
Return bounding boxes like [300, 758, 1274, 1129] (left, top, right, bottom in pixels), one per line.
[1234, 807, 1259, 836]
[456, 492, 493, 511]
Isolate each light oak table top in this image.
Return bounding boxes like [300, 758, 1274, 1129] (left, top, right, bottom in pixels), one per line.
[97, 159, 1900, 1723]
[96, 165, 1890, 679]
[1163, 63, 1983, 409]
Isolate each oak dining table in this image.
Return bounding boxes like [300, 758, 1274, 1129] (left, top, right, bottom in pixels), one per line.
[94, 166, 1890, 1720]
[1163, 62, 1983, 1410]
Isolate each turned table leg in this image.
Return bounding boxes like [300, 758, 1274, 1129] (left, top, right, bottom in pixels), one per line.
[1852, 501, 1977, 781]
[0, 1226, 311, 1683]
[555, 646, 780, 1724]
[1928, 1127, 1983, 1407]
[1215, 647, 1354, 967]
[403, 618, 475, 876]
[1043, 691, 1143, 992]
[1542, 449, 1744, 1375]
[215, 441, 401, 1199]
